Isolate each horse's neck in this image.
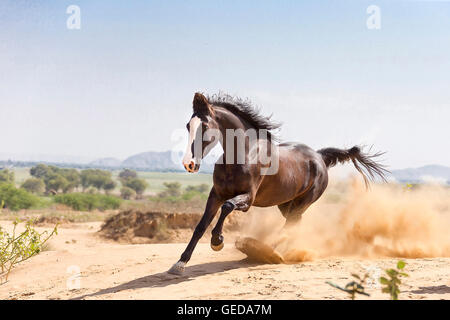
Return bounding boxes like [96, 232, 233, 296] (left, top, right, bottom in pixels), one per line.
[215, 110, 252, 163]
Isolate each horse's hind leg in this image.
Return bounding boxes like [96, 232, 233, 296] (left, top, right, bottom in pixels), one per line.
[278, 191, 318, 228]
[271, 197, 314, 249]
[278, 202, 307, 227]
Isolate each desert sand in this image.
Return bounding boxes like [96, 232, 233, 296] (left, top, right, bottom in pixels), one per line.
[2, 181, 450, 300]
[1, 220, 450, 300]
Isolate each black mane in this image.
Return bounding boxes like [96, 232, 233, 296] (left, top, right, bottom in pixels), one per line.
[206, 93, 281, 140]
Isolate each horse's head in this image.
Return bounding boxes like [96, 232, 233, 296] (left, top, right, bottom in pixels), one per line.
[182, 93, 220, 173]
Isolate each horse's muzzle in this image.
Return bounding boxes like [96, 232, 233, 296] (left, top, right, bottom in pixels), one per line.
[183, 161, 200, 173]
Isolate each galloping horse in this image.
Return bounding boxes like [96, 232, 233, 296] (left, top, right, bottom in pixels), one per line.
[168, 92, 388, 275]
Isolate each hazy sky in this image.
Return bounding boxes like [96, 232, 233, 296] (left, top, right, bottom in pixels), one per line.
[0, 0, 449, 169]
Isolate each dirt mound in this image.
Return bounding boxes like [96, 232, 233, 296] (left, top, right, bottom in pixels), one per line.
[98, 210, 202, 243]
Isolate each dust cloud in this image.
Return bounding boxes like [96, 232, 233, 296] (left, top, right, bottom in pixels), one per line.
[235, 179, 450, 262]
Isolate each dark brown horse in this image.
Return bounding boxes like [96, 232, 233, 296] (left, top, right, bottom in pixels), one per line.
[168, 92, 388, 275]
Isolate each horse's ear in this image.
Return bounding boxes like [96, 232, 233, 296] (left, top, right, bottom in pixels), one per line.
[193, 92, 213, 115]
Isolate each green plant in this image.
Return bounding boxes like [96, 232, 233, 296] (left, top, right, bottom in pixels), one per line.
[0, 183, 41, 211]
[124, 178, 148, 198]
[21, 178, 45, 195]
[379, 260, 408, 300]
[103, 180, 117, 194]
[120, 186, 136, 200]
[185, 184, 209, 193]
[118, 169, 137, 182]
[0, 169, 15, 184]
[0, 219, 58, 284]
[30, 164, 82, 194]
[86, 187, 98, 194]
[326, 272, 370, 300]
[80, 169, 115, 193]
[158, 182, 181, 198]
[53, 193, 121, 211]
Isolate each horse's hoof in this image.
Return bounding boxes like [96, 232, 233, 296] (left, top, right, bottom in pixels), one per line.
[168, 261, 186, 275]
[211, 235, 224, 251]
[211, 242, 224, 251]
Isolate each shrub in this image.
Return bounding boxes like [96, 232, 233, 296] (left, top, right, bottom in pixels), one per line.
[86, 187, 98, 194]
[159, 182, 181, 198]
[379, 260, 408, 300]
[53, 193, 121, 211]
[0, 183, 40, 211]
[21, 178, 45, 195]
[185, 184, 209, 193]
[181, 190, 209, 201]
[120, 187, 136, 200]
[0, 169, 14, 184]
[326, 272, 370, 300]
[0, 219, 57, 283]
[181, 184, 210, 201]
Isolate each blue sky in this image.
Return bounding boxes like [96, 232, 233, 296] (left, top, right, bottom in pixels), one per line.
[0, 0, 449, 168]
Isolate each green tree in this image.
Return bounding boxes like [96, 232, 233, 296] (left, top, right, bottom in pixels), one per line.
[120, 186, 136, 200]
[0, 169, 15, 184]
[119, 169, 137, 182]
[80, 169, 113, 193]
[103, 180, 117, 195]
[60, 168, 81, 192]
[21, 178, 45, 195]
[45, 173, 69, 193]
[30, 164, 51, 179]
[124, 178, 148, 199]
[30, 164, 80, 194]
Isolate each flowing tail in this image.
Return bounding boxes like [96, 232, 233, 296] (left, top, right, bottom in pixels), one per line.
[317, 146, 389, 187]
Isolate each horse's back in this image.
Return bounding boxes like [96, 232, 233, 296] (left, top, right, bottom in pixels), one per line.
[253, 142, 328, 207]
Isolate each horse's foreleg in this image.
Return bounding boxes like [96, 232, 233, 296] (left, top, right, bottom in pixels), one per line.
[210, 193, 253, 251]
[168, 189, 223, 275]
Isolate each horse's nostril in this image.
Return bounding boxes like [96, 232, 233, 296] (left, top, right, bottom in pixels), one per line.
[189, 162, 194, 170]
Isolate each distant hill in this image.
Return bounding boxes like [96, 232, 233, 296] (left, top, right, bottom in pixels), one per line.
[89, 157, 122, 168]
[121, 151, 181, 171]
[120, 151, 217, 172]
[391, 165, 450, 184]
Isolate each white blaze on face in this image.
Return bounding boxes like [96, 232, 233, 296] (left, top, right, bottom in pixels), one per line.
[183, 116, 202, 168]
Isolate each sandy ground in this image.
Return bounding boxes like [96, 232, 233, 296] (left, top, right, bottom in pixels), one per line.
[1, 221, 450, 300]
